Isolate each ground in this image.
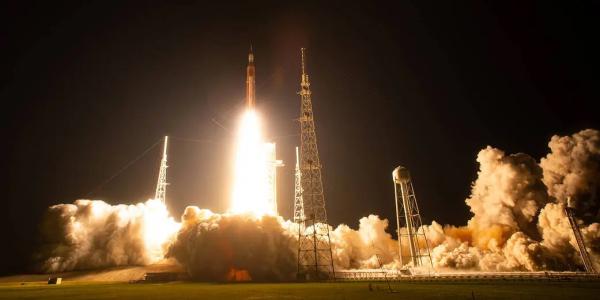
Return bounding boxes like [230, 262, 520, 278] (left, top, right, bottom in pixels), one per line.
[1, 280, 599, 300]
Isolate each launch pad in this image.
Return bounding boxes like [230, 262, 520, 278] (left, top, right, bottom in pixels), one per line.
[2, 276, 600, 300]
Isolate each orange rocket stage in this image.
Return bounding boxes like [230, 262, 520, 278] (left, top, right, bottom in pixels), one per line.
[246, 46, 255, 108]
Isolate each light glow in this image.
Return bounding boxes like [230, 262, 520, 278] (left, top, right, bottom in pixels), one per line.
[142, 199, 180, 260]
[230, 109, 277, 217]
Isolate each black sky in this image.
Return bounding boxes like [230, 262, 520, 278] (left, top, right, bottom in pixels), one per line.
[1, 1, 599, 275]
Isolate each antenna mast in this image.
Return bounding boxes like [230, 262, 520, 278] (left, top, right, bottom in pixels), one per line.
[155, 136, 168, 205]
[295, 48, 336, 280]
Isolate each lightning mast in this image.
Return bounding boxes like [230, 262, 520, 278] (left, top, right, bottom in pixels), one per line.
[295, 48, 336, 280]
[155, 136, 168, 205]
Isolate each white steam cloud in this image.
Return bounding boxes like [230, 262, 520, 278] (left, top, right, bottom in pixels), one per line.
[541, 129, 600, 218]
[38, 199, 179, 272]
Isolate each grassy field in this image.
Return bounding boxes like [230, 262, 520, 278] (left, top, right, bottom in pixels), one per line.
[1, 280, 599, 299]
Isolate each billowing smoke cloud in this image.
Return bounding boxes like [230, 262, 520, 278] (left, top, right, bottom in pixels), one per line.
[536, 129, 600, 270]
[325, 129, 599, 273]
[465, 146, 550, 245]
[166, 207, 297, 281]
[37, 129, 600, 277]
[425, 129, 600, 272]
[540, 129, 600, 219]
[38, 199, 179, 272]
[329, 215, 399, 270]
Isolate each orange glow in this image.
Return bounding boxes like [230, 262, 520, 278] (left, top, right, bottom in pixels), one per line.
[226, 268, 252, 281]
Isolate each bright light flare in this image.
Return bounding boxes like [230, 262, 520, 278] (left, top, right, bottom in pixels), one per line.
[142, 199, 180, 260]
[230, 109, 276, 217]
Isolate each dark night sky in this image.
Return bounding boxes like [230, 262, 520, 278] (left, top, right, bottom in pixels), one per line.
[1, 1, 599, 274]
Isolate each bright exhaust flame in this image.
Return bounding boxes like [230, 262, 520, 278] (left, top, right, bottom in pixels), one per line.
[142, 199, 181, 259]
[230, 109, 276, 217]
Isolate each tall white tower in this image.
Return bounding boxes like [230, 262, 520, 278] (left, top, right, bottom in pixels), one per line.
[155, 136, 168, 205]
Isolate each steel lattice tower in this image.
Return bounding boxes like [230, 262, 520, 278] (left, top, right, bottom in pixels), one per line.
[295, 48, 336, 280]
[392, 166, 433, 269]
[155, 136, 168, 205]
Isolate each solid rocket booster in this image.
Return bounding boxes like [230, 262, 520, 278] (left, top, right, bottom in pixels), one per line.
[246, 46, 255, 108]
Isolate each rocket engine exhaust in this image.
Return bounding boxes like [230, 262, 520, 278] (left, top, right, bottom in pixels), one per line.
[229, 47, 279, 217]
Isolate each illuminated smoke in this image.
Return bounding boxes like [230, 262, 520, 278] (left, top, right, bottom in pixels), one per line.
[329, 215, 400, 269]
[465, 147, 550, 243]
[536, 129, 600, 269]
[425, 129, 600, 272]
[324, 129, 599, 273]
[167, 207, 297, 281]
[540, 129, 600, 219]
[38, 199, 179, 272]
[165, 211, 402, 278]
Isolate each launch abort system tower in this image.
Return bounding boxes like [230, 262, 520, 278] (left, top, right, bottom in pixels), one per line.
[393, 166, 433, 269]
[295, 48, 336, 280]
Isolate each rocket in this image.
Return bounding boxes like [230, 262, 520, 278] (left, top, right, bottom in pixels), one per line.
[246, 46, 255, 108]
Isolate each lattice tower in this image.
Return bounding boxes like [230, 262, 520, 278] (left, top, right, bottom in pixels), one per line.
[155, 136, 168, 205]
[295, 48, 336, 280]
